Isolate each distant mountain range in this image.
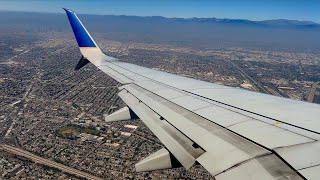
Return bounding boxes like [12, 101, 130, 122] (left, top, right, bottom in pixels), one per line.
[1, 10, 319, 28]
[0, 11, 320, 52]
[176, 17, 319, 27]
[111, 15, 320, 29]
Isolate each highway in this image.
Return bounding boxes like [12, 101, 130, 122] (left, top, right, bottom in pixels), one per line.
[307, 82, 319, 103]
[0, 144, 103, 180]
[229, 60, 272, 95]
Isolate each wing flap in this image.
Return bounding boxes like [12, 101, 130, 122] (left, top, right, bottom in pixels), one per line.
[214, 154, 302, 180]
[120, 84, 271, 173]
[119, 83, 307, 178]
[299, 165, 320, 180]
[275, 141, 320, 171]
[118, 89, 204, 169]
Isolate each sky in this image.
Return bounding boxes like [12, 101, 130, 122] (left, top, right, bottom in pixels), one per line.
[0, 0, 319, 23]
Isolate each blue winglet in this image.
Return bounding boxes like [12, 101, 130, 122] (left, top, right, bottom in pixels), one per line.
[63, 8, 96, 47]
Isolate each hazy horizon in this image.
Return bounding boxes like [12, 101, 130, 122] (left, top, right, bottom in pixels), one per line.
[0, 9, 318, 24]
[0, 0, 318, 23]
[1, 10, 319, 54]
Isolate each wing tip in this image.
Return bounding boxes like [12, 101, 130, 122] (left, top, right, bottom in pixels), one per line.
[62, 8, 73, 13]
[63, 8, 97, 48]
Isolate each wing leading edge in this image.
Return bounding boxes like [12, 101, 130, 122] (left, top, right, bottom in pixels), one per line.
[63, 9, 320, 179]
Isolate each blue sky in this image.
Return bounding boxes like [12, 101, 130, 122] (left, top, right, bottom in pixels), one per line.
[0, 0, 319, 23]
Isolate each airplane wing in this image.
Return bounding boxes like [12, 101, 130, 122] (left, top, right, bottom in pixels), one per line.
[63, 9, 320, 180]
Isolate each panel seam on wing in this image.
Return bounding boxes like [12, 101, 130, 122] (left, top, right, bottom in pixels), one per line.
[105, 60, 320, 136]
[121, 84, 305, 179]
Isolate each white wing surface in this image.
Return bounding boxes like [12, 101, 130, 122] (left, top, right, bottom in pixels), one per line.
[64, 9, 320, 179]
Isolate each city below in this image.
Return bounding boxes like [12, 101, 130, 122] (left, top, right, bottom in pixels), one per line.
[0, 11, 319, 179]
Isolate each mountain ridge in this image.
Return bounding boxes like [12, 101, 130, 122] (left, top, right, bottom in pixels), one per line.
[0, 11, 319, 52]
[0, 10, 318, 28]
